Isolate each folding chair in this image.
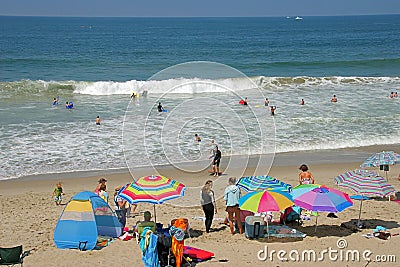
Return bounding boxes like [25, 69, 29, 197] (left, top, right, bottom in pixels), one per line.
[0, 245, 30, 267]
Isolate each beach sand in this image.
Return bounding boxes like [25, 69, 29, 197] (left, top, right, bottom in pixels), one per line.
[1, 147, 399, 266]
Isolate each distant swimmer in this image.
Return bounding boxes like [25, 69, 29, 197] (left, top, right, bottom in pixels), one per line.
[264, 98, 269, 106]
[66, 101, 74, 109]
[157, 102, 164, 112]
[331, 95, 337, 103]
[53, 97, 58, 106]
[395, 92, 399, 98]
[300, 99, 305, 105]
[131, 92, 136, 98]
[96, 116, 101, 125]
[195, 134, 201, 142]
[269, 106, 277, 116]
[239, 97, 248, 105]
[390, 92, 394, 98]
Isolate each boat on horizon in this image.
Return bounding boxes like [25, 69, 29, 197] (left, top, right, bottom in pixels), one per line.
[295, 16, 303, 20]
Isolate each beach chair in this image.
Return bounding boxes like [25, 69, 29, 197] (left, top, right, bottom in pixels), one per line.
[135, 221, 157, 243]
[0, 245, 30, 266]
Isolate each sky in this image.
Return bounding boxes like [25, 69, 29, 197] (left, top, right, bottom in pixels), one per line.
[1, 0, 400, 17]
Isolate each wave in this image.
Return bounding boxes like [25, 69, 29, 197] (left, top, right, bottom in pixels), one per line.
[1, 76, 400, 96]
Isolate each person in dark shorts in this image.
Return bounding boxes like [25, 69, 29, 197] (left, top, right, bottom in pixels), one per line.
[212, 146, 221, 176]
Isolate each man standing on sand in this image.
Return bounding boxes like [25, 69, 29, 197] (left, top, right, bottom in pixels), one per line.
[224, 177, 243, 235]
[212, 146, 221, 176]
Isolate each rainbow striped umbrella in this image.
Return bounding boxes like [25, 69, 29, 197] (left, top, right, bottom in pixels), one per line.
[118, 175, 186, 222]
[335, 170, 395, 226]
[236, 175, 292, 193]
[239, 190, 294, 238]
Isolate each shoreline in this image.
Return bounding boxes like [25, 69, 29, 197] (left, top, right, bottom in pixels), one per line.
[3, 142, 400, 183]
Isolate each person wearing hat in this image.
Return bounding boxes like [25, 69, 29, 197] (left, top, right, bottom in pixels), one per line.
[114, 186, 128, 229]
[94, 178, 107, 195]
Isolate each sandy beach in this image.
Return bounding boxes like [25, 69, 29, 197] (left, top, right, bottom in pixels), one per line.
[1, 146, 399, 267]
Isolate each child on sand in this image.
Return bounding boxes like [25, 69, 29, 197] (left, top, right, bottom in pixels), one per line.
[52, 182, 65, 205]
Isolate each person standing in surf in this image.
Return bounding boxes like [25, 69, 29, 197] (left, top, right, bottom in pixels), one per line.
[157, 102, 164, 112]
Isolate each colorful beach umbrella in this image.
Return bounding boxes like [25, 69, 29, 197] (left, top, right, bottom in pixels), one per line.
[236, 175, 292, 193]
[335, 170, 395, 226]
[118, 175, 186, 222]
[294, 186, 353, 232]
[239, 190, 294, 238]
[291, 184, 321, 199]
[360, 151, 400, 167]
[360, 151, 400, 181]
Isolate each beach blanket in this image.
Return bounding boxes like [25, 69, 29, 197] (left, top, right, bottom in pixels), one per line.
[183, 246, 214, 262]
[264, 225, 306, 238]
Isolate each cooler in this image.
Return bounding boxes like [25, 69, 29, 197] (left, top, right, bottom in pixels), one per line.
[245, 216, 265, 238]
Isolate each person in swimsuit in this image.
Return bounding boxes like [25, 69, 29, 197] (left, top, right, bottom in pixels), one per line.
[331, 95, 337, 102]
[195, 134, 201, 142]
[264, 98, 269, 106]
[270, 106, 277, 116]
[298, 164, 314, 185]
[300, 99, 305, 105]
[96, 116, 101, 125]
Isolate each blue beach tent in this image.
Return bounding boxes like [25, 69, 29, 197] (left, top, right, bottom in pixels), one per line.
[54, 191, 122, 250]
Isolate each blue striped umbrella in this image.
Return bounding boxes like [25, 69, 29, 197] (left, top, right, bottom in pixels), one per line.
[236, 175, 292, 193]
[361, 151, 400, 167]
[360, 151, 400, 181]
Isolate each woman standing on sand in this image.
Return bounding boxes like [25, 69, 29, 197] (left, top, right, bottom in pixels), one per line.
[298, 164, 314, 185]
[200, 180, 217, 233]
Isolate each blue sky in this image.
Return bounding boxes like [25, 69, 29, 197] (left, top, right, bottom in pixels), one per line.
[1, 0, 400, 17]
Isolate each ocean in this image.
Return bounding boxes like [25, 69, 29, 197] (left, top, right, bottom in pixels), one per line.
[1, 15, 400, 180]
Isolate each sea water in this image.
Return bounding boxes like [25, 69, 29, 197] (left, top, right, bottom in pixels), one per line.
[1, 15, 399, 179]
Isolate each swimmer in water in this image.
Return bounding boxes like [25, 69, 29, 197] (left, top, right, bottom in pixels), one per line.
[269, 106, 277, 116]
[195, 134, 201, 142]
[157, 102, 164, 112]
[264, 98, 269, 106]
[53, 97, 58, 106]
[300, 99, 305, 105]
[331, 95, 337, 102]
[96, 116, 101, 125]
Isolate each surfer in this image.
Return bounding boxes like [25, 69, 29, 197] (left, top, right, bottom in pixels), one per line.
[96, 116, 101, 125]
[331, 95, 338, 102]
[157, 102, 164, 112]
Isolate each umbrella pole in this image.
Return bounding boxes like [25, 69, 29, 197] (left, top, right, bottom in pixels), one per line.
[385, 171, 388, 182]
[314, 215, 318, 233]
[153, 204, 157, 223]
[357, 197, 363, 227]
[266, 219, 269, 240]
